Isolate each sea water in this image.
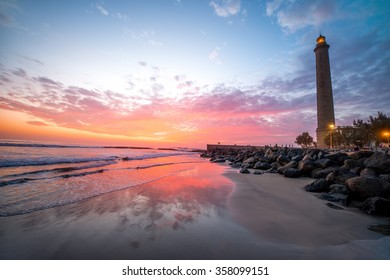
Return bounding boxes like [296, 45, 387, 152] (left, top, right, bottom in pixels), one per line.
[0, 140, 202, 217]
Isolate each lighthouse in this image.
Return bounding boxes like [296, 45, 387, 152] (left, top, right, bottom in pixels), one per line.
[314, 35, 335, 148]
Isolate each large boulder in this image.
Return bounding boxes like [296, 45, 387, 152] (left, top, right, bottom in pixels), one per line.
[312, 166, 339, 178]
[239, 167, 250, 174]
[360, 168, 377, 177]
[298, 159, 315, 175]
[360, 197, 390, 216]
[315, 158, 335, 169]
[318, 193, 350, 206]
[346, 176, 386, 200]
[304, 178, 329, 192]
[329, 184, 350, 195]
[277, 160, 298, 174]
[277, 155, 290, 166]
[342, 159, 358, 170]
[253, 161, 272, 170]
[283, 168, 301, 178]
[349, 150, 374, 160]
[326, 169, 358, 185]
[364, 152, 390, 174]
[243, 157, 256, 164]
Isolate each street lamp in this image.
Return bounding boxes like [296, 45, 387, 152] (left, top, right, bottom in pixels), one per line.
[385, 132, 389, 147]
[329, 124, 334, 149]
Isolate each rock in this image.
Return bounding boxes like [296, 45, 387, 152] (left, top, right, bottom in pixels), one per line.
[304, 178, 329, 192]
[243, 157, 256, 164]
[325, 171, 335, 182]
[325, 202, 344, 210]
[325, 152, 348, 161]
[253, 170, 264, 175]
[298, 160, 315, 175]
[360, 168, 377, 177]
[277, 155, 290, 166]
[239, 167, 250, 174]
[380, 174, 390, 184]
[232, 162, 242, 168]
[277, 160, 298, 174]
[331, 169, 358, 185]
[302, 154, 313, 161]
[318, 192, 349, 205]
[349, 150, 374, 160]
[312, 166, 339, 178]
[360, 197, 390, 216]
[346, 176, 386, 200]
[368, 224, 390, 236]
[283, 168, 301, 178]
[342, 159, 358, 170]
[253, 162, 272, 170]
[315, 158, 335, 168]
[329, 184, 350, 195]
[292, 154, 303, 161]
[211, 158, 226, 163]
[364, 152, 390, 174]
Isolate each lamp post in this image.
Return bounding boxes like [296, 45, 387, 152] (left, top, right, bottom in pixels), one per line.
[329, 124, 334, 149]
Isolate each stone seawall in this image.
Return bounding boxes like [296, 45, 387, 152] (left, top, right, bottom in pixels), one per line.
[207, 144, 264, 152]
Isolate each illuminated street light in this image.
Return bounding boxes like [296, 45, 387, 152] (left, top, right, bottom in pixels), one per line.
[385, 131, 389, 147]
[329, 124, 334, 149]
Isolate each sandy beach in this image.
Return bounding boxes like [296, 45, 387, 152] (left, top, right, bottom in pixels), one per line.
[0, 159, 389, 259]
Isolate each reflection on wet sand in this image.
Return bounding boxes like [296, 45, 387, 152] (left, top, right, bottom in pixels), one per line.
[0, 162, 248, 259]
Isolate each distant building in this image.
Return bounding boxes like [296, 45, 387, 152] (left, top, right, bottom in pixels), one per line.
[314, 35, 335, 148]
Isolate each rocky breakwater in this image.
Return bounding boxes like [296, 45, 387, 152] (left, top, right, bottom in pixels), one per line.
[201, 147, 390, 222]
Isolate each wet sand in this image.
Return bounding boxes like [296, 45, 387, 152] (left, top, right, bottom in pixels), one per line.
[0, 160, 389, 259]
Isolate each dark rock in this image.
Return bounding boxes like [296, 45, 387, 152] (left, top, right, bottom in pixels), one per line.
[243, 157, 256, 164]
[315, 158, 335, 168]
[298, 160, 315, 174]
[258, 156, 274, 163]
[368, 224, 390, 236]
[312, 166, 339, 178]
[343, 159, 358, 170]
[325, 152, 348, 161]
[239, 167, 250, 174]
[360, 197, 390, 216]
[360, 168, 377, 177]
[277, 160, 298, 174]
[283, 168, 301, 178]
[380, 174, 390, 184]
[253, 170, 264, 175]
[253, 162, 272, 170]
[304, 178, 329, 192]
[325, 202, 344, 210]
[346, 176, 386, 200]
[331, 169, 358, 185]
[318, 193, 349, 206]
[302, 154, 313, 161]
[329, 184, 350, 195]
[211, 158, 225, 163]
[292, 154, 303, 161]
[349, 150, 374, 160]
[364, 152, 390, 174]
[277, 155, 290, 166]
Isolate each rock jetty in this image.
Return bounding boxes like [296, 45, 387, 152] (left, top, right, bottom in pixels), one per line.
[202, 147, 390, 218]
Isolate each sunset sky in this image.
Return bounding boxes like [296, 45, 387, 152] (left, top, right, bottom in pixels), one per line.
[0, 0, 389, 148]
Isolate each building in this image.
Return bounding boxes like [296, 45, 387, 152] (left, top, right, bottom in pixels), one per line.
[314, 35, 335, 148]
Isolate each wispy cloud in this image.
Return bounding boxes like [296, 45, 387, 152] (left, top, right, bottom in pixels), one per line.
[266, 0, 337, 32]
[96, 3, 109, 16]
[210, 0, 241, 17]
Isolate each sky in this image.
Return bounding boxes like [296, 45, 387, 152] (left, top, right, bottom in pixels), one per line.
[0, 0, 389, 148]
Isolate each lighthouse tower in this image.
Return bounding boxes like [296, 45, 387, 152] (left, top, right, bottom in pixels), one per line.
[314, 35, 335, 148]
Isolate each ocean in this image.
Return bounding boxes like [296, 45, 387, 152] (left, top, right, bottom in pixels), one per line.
[0, 140, 202, 217]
